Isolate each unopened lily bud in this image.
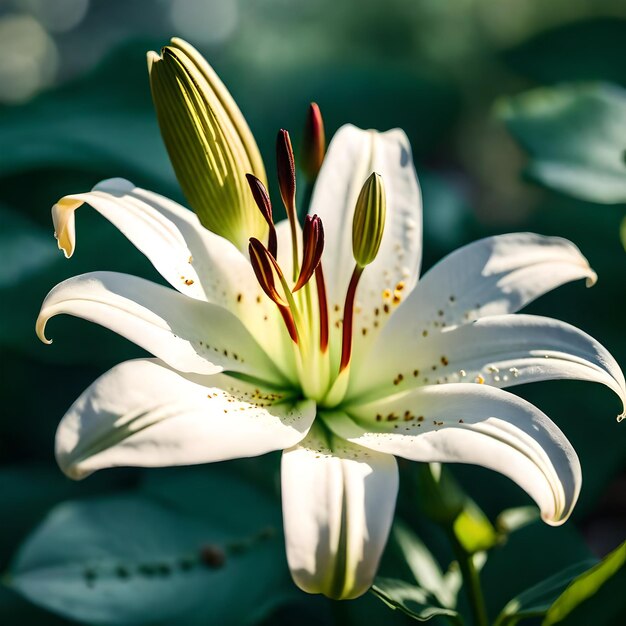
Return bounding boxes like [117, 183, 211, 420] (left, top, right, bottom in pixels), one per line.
[352, 172, 386, 268]
[148, 38, 268, 251]
[301, 103, 326, 182]
[276, 129, 297, 222]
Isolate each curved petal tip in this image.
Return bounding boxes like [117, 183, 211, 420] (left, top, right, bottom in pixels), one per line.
[35, 314, 52, 345]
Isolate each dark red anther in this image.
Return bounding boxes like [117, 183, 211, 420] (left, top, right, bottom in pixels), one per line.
[293, 214, 324, 292]
[301, 103, 326, 182]
[248, 237, 299, 344]
[276, 129, 297, 221]
[248, 238, 284, 306]
[246, 174, 277, 257]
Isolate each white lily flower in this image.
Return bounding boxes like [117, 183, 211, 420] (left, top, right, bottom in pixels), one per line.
[37, 121, 625, 599]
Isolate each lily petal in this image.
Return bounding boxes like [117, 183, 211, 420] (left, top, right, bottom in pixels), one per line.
[331, 384, 581, 526]
[53, 178, 208, 299]
[36, 271, 285, 382]
[308, 125, 421, 363]
[387, 233, 596, 337]
[282, 422, 398, 600]
[350, 315, 626, 419]
[56, 358, 315, 479]
[50, 178, 290, 365]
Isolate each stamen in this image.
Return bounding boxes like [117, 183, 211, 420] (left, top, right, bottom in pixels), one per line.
[248, 238, 284, 306]
[246, 174, 277, 257]
[339, 266, 364, 372]
[249, 237, 299, 344]
[315, 263, 329, 353]
[293, 215, 324, 292]
[276, 129, 299, 280]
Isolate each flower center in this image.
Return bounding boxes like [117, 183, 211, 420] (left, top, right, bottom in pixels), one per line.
[245, 130, 386, 406]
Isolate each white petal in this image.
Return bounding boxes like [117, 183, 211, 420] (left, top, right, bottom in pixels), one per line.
[330, 384, 581, 526]
[349, 315, 626, 419]
[36, 271, 285, 382]
[387, 233, 596, 337]
[53, 178, 206, 299]
[51, 178, 290, 367]
[309, 125, 422, 365]
[57, 359, 316, 479]
[281, 423, 398, 600]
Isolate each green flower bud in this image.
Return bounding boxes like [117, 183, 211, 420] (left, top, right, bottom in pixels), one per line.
[352, 172, 386, 268]
[148, 38, 268, 251]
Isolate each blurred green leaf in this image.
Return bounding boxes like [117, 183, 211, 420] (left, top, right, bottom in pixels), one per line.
[371, 578, 463, 624]
[452, 499, 498, 556]
[495, 507, 541, 536]
[544, 540, 626, 626]
[620, 216, 626, 251]
[415, 464, 498, 555]
[0, 586, 70, 626]
[502, 18, 626, 86]
[493, 560, 596, 626]
[0, 465, 124, 569]
[8, 494, 292, 625]
[499, 83, 626, 204]
[391, 521, 458, 608]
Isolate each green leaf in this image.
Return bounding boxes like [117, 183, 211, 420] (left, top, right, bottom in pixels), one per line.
[499, 82, 626, 204]
[543, 540, 626, 626]
[452, 499, 498, 555]
[371, 577, 463, 624]
[495, 507, 541, 536]
[620, 216, 626, 251]
[8, 494, 292, 625]
[414, 464, 498, 555]
[391, 521, 458, 608]
[493, 560, 596, 626]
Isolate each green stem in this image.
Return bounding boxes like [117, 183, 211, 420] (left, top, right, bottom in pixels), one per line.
[448, 531, 489, 626]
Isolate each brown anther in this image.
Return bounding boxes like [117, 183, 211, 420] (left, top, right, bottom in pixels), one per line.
[276, 129, 297, 221]
[248, 238, 284, 306]
[293, 214, 324, 292]
[246, 174, 277, 257]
